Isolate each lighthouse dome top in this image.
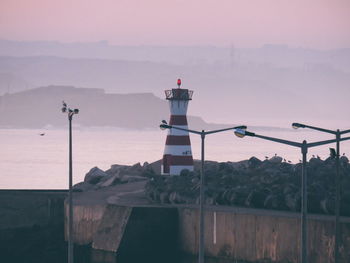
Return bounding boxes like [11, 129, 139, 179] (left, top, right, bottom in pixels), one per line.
[164, 79, 193, 101]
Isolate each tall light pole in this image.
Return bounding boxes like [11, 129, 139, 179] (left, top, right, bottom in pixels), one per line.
[234, 128, 350, 263]
[160, 121, 247, 263]
[292, 123, 350, 263]
[61, 101, 79, 263]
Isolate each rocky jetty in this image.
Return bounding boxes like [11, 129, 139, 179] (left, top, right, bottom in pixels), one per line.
[73, 162, 154, 192]
[75, 156, 350, 216]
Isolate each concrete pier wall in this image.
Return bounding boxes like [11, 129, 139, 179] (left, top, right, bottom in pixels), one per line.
[65, 204, 107, 245]
[178, 207, 350, 263]
[65, 202, 350, 262]
[92, 205, 132, 252]
[67, 204, 179, 259]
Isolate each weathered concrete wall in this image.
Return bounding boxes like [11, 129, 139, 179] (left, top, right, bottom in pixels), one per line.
[65, 198, 350, 263]
[67, 203, 179, 260]
[178, 207, 350, 263]
[65, 204, 107, 245]
[92, 205, 132, 252]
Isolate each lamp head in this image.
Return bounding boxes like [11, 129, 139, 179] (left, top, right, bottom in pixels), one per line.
[61, 101, 67, 113]
[177, 78, 181, 88]
[160, 124, 169, 130]
[292, 123, 305, 129]
[160, 120, 171, 130]
[74, 109, 79, 114]
[234, 128, 246, 138]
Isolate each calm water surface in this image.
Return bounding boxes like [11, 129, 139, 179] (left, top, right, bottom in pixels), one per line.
[1, 127, 348, 189]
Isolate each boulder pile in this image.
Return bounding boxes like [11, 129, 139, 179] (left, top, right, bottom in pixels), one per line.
[145, 156, 350, 216]
[73, 162, 155, 192]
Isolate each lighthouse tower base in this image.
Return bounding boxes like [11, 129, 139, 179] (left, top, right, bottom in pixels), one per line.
[161, 165, 194, 176]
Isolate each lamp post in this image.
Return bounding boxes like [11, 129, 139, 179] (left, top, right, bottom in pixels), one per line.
[160, 121, 247, 263]
[292, 123, 350, 263]
[61, 101, 79, 263]
[233, 128, 350, 263]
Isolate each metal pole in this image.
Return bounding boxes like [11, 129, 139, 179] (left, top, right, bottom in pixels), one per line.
[335, 130, 340, 263]
[68, 116, 74, 263]
[198, 131, 205, 263]
[301, 141, 308, 263]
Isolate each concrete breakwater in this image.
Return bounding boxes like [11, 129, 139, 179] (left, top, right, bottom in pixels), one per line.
[0, 188, 349, 262]
[66, 181, 350, 263]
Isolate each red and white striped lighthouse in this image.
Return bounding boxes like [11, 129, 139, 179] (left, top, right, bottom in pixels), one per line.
[161, 79, 194, 175]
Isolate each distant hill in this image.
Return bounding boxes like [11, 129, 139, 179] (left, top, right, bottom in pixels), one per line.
[0, 85, 236, 130]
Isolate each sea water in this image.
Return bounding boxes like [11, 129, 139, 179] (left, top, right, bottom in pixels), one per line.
[0, 127, 348, 189]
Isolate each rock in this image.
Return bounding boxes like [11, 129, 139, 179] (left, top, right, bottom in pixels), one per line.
[231, 160, 249, 170]
[245, 189, 268, 208]
[159, 192, 169, 204]
[340, 155, 349, 164]
[84, 167, 108, 184]
[73, 182, 94, 192]
[96, 174, 122, 188]
[120, 175, 147, 184]
[285, 192, 300, 211]
[180, 169, 192, 176]
[169, 191, 187, 204]
[128, 162, 144, 175]
[105, 164, 129, 176]
[320, 197, 335, 214]
[264, 194, 284, 210]
[309, 157, 323, 167]
[206, 196, 215, 205]
[248, 157, 262, 169]
[191, 177, 199, 185]
[269, 156, 283, 164]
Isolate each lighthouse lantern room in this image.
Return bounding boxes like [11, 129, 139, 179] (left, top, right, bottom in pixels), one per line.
[161, 79, 194, 175]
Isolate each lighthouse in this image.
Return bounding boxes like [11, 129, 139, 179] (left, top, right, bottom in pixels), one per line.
[161, 79, 194, 175]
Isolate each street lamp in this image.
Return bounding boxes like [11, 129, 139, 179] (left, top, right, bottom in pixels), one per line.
[292, 123, 350, 263]
[61, 101, 79, 263]
[160, 121, 247, 263]
[234, 128, 350, 263]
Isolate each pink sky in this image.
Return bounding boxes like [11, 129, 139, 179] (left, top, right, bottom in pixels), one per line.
[0, 0, 349, 48]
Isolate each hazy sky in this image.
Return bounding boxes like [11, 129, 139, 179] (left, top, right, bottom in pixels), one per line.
[1, 0, 349, 48]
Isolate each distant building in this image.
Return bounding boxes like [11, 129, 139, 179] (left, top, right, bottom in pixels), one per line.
[161, 79, 194, 175]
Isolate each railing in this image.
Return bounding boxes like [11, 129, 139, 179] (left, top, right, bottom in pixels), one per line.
[165, 89, 193, 100]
